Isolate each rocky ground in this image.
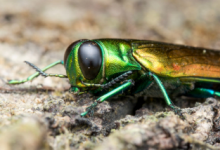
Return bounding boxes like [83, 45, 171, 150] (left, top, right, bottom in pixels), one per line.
[1, 0, 220, 149]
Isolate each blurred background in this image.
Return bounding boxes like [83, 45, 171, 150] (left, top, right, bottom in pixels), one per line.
[1, 0, 220, 89]
[1, 1, 220, 149]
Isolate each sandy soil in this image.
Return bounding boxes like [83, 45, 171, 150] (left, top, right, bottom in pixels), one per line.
[1, 0, 220, 149]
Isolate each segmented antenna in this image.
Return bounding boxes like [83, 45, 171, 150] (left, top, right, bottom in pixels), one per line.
[24, 61, 47, 77]
[81, 71, 133, 89]
[102, 71, 133, 89]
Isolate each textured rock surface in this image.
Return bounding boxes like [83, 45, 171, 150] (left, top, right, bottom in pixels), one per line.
[1, 0, 220, 149]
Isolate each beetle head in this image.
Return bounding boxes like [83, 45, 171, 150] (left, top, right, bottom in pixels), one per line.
[64, 39, 141, 88]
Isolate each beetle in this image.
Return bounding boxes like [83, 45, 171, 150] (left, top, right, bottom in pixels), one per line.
[8, 39, 220, 117]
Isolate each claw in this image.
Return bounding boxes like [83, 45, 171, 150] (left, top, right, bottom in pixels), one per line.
[81, 101, 98, 117]
[169, 104, 185, 120]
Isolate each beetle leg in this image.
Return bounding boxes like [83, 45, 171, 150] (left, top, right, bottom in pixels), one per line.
[81, 79, 134, 117]
[148, 72, 173, 106]
[69, 86, 80, 93]
[186, 88, 220, 98]
[148, 72, 184, 118]
[8, 60, 67, 84]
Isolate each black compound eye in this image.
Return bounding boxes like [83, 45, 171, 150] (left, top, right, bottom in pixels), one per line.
[64, 39, 87, 66]
[78, 41, 102, 80]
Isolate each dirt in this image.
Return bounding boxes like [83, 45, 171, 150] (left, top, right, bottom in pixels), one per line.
[1, 0, 220, 150]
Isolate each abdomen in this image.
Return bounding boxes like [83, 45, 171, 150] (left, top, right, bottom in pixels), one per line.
[132, 40, 220, 78]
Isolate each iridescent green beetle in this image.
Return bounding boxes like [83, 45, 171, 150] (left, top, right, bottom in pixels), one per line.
[8, 39, 220, 117]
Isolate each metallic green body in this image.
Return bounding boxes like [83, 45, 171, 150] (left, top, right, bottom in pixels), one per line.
[63, 39, 220, 116]
[66, 39, 141, 88]
[8, 39, 220, 117]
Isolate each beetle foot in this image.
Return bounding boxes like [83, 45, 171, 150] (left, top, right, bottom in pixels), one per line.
[81, 101, 98, 118]
[169, 104, 185, 120]
[86, 106, 95, 118]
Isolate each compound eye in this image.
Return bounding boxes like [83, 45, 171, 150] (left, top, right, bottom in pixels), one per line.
[64, 39, 87, 66]
[78, 41, 102, 80]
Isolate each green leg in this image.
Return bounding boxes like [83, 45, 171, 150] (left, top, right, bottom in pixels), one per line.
[8, 60, 67, 84]
[70, 86, 80, 93]
[148, 72, 182, 115]
[148, 72, 173, 106]
[187, 88, 220, 98]
[81, 79, 134, 117]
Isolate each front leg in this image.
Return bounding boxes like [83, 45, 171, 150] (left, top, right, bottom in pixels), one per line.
[69, 86, 80, 93]
[81, 79, 134, 117]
